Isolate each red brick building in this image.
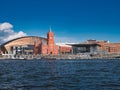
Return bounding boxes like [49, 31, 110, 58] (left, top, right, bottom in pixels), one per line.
[99, 42, 120, 53]
[33, 29, 59, 55]
[33, 28, 73, 55]
[87, 40, 120, 53]
[59, 46, 71, 54]
[56, 43, 72, 54]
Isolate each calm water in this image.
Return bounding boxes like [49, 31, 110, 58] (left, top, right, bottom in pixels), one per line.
[0, 59, 120, 90]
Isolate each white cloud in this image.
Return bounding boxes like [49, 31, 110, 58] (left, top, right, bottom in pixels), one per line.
[0, 22, 27, 44]
[0, 22, 13, 31]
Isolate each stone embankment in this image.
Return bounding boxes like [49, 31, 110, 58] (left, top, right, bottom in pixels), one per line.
[0, 53, 120, 60]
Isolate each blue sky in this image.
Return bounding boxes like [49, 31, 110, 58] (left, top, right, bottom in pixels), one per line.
[0, 0, 120, 43]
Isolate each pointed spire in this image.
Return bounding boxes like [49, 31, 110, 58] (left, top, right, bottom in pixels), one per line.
[49, 26, 52, 32]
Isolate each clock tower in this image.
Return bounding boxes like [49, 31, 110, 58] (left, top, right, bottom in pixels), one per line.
[47, 27, 54, 54]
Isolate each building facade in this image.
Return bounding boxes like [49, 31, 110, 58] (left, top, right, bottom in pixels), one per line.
[87, 40, 120, 54]
[0, 36, 47, 55]
[5, 29, 120, 56]
[70, 39, 120, 55]
[56, 43, 72, 54]
[71, 43, 100, 54]
[0, 28, 72, 55]
[33, 29, 59, 55]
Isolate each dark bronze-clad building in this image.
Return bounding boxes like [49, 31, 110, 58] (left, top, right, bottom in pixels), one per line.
[70, 43, 101, 54]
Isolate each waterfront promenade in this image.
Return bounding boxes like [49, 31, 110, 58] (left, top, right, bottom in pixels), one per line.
[1, 53, 120, 60]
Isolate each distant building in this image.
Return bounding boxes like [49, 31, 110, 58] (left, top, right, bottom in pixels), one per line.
[0, 28, 72, 55]
[70, 43, 100, 54]
[0, 36, 47, 55]
[70, 39, 120, 54]
[1, 29, 120, 56]
[34, 28, 59, 55]
[34, 29, 72, 55]
[56, 43, 72, 54]
[97, 41, 120, 54]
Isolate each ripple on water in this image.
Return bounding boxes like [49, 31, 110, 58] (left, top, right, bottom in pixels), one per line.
[0, 59, 120, 90]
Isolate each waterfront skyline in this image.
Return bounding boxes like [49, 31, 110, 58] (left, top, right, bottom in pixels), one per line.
[0, 0, 120, 43]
